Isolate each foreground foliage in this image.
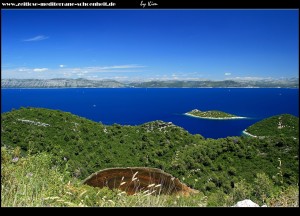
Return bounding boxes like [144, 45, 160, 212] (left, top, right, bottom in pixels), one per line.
[2, 147, 298, 207]
[1, 147, 207, 207]
[1, 107, 299, 207]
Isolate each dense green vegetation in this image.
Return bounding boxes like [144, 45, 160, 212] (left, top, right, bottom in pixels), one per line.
[1, 107, 299, 206]
[246, 114, 299, 138]
[186, 109, 241, 119]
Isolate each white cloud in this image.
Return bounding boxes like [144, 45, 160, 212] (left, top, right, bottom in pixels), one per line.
[33, 68, 48, 72]
[23, 35, 49, 42]
[101, 65, 145, 69]
[224, 72, 231, 76]
[2, 64, 146, 79]
[231, 76, 274, 81]
[114, 76, 128, 79]
[84, 65, 146, 72]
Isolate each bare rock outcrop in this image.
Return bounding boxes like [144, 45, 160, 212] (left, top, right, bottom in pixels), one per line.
[233, 199, 260, 207]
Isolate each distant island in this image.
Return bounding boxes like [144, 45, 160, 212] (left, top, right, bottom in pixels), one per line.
[1, 78, 299, 88]
[185, 109, 246, 120]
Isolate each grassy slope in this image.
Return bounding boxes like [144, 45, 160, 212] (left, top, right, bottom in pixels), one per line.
[1, 107, 299, 206]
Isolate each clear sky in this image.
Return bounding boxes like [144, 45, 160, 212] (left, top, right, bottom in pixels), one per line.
[2, 9, 299, 81]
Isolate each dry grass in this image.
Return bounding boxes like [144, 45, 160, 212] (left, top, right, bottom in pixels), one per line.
[1, 146, 206, 207]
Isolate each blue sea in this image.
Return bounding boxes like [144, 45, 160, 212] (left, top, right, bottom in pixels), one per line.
[1, 88, 299, 139]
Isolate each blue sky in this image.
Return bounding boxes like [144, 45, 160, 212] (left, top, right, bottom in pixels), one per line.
[2, 9, 298, 81]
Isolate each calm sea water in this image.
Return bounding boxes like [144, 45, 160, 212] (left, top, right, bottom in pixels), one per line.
[1, 88, 299, 138]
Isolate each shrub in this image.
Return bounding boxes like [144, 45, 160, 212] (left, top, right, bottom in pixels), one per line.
[231, 179, 253, 203]
[253, 172, 274, 203]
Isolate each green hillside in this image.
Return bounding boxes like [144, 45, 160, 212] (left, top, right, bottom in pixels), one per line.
[246, 114, 299, 137]
[1, 107, 203, 179]
[1, 107, 299, 206]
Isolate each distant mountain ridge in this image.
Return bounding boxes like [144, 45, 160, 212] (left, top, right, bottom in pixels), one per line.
[1, 78, 126, 88]
[1, 78, 299, 88]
